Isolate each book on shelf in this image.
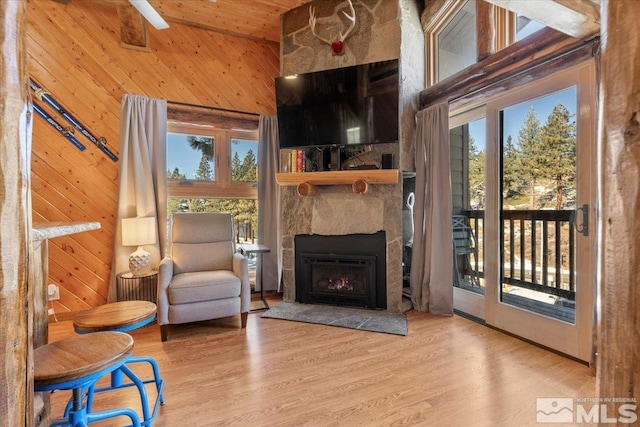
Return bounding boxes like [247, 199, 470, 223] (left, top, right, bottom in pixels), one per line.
[288, 149, 311, 172]
[290, 149, 297, 172]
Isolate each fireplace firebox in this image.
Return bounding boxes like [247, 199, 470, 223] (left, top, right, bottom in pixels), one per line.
[295, 232, 386, 309]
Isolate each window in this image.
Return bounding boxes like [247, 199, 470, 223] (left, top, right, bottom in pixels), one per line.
[231, 138, 258, 183]
[167, 119, 259, 245]
[425, 0, 477, 86]
[425, 2, 549, 87]
[515, 15, 546, 41]
[167, 133, 215, 181]
[167, 122, 258, 200]
[437, 0, 477, 82]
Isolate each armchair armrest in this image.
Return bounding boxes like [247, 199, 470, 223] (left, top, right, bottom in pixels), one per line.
[233, 252, 251, 313]
[157, 257, 174, 326]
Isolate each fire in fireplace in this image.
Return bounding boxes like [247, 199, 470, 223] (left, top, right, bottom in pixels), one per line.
[295, 232, 386, 309]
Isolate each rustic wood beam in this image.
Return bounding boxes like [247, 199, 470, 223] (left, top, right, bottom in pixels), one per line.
[167, 106, 259, 131]
[555, 0, 600, 24]
[116, 0, 149, 50]
[450, 39, 596, 111]
[476, 0, 496, 61]
[0, 1, 32, 426]
[484, 0, 600, 40]
[420, 27, 585, 109]
[597, 0, 640, 414]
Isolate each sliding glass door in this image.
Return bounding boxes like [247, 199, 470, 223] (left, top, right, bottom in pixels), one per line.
[451, 60, 596, 361]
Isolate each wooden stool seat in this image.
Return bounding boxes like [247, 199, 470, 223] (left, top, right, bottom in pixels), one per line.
[73, 300, 156, 333]
[34, 332, 133, 389]
[34, 332, 141, 426]
[70, 301, 165, 426]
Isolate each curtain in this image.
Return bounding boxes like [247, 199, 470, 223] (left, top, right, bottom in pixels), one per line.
[410, 102, 453, 315]
[257, 115, 282, 291]
[109, 94, 167, 302]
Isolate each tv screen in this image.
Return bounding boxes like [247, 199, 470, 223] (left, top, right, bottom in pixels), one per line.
[275, 59, 399, 149]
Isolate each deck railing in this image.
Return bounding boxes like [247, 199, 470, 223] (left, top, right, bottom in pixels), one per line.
[461, 209, 575, 300]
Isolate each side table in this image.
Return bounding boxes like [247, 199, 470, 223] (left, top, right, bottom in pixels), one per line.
[240, 244, 271, 312]
[116, 269, 158, 303]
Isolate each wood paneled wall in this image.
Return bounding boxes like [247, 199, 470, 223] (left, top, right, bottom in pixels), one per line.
[27, 0, 279, 312]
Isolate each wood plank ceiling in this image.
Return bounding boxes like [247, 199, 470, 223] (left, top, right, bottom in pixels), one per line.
[99, 0, 312, 46]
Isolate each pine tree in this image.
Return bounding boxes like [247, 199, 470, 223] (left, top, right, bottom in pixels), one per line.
[516, 107, 542, 208]
[231, 152, 242, 181]
[538, 103, 576, 209]
[502, 135, 521, 203]
[468, 137, 485, 208]
[195, 153, 213, 181]
[167, 167, 186, 180]
[167, 168, 188, 215]
[239, 149, 257, 182]
[187, 136, 214, 160]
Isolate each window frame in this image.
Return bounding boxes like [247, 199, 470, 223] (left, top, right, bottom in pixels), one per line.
[167, 121, 259, 200]
[425, 0, 480, 87]
[424, 1, 527, 88]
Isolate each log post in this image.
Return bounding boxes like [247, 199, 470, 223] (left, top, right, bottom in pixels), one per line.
[0, 1, 32, 426]
[597, 0, 640, 414]
[476, 0, 496, 62]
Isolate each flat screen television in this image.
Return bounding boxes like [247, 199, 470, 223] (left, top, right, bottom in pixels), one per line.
[275, 59, 399, 149]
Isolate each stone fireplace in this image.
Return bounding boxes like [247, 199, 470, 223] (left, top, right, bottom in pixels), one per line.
[279, 0, 425, 315]
[280, 183, 403, 312]
[295, 232, 386, 309]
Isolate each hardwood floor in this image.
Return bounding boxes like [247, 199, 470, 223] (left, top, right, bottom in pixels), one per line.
[47, 295, 595, 426]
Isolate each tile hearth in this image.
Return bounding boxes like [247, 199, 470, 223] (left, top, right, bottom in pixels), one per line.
[261, 302, 407, 336]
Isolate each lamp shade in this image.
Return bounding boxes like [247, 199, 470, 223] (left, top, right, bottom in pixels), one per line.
[122, 216, 157, 247]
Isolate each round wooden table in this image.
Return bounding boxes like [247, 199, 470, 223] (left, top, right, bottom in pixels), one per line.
[73, 300, 157, 334]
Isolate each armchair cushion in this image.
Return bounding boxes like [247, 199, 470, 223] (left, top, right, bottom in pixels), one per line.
[168, 270, 241, 305]
[171, 241, 234, 275]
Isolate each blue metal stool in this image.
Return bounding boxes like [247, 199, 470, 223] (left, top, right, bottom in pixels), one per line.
[72, 301, 165, 426]
[34, 331, 141, 427]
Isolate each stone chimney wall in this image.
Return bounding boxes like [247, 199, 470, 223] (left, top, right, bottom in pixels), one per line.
[279, 0, 424, 314]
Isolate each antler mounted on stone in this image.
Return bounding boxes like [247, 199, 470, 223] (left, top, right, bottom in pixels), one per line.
[309, 0, 356, 55]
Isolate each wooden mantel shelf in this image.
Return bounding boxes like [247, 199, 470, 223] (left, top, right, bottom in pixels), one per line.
[277, 169, 399, 186]
[276, 169, 399, 196]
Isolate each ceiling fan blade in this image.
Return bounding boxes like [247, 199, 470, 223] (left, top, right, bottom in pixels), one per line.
[128, 0, 169, 30]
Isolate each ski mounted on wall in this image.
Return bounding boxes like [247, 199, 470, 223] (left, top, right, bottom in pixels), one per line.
[29, 79, 119, 162]
[33, 102, 87, 152]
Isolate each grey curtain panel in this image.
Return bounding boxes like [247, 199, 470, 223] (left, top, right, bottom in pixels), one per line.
[257, 115, 282, 292]
[109, 94, 167, 302]
[410, 102, 454, 315]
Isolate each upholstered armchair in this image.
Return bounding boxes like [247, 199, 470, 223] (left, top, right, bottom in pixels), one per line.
[157, 212, 250, 341]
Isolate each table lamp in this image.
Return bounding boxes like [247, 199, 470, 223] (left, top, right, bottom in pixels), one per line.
[122, 216, 157, 276]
